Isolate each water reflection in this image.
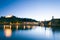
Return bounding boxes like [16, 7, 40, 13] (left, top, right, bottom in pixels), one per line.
[16, 25, 18, 30]
[3, 25, 35, 30]
[0, 25, 60, 40]
[3, 25, 35, 38]
[3, 25, 12, 37]
[4, 28, 12, 37]
[45, 28, 53, 38]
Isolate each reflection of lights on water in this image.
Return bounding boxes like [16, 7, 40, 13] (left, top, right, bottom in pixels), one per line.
[4, 25, 12, 37]
[32, 26, 35, 29]
[23, 25, 34, 29]
[27, 26, 30, 29]
[4, 25, 11, 29]
[4, 29, 12, 37]
[16, 25, 18, 30]
[24, 25, 25, 29]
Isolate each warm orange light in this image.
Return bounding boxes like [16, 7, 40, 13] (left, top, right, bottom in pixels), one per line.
[16, 25, 18, 30]
[4, 29, 12, 37]
[27, 26, 30, 29]
[24, 25, 25, 29]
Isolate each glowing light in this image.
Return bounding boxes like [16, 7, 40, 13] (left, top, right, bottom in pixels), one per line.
[4, 25, 11, 29]
[16, 25, 18, 30]
[5, 15, 13, 18]
[48, 22, 51, 25]
[24, 25, 25, 29]
[4, 29, 12, 37]
[4, 25, 12, 37]
[27, 26, 30, 29]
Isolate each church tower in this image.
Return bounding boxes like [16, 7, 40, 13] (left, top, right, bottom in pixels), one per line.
[52, 16, 54, 19]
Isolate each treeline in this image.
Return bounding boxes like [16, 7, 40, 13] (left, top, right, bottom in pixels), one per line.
[0, 16, 38, 23]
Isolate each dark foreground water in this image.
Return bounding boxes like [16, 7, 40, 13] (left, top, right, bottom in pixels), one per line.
[0, 25, 60, 40]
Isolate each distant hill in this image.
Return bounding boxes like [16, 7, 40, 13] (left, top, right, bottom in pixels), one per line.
[0, 16, 38, 23]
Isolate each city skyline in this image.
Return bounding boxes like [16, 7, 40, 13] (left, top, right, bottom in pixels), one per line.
[0, 0, 60, 21]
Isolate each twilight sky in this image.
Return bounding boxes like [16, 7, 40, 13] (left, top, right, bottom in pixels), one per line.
[0, 0, 60, 21]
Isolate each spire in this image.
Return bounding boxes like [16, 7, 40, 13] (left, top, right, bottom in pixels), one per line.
[52, 16, 54, 19]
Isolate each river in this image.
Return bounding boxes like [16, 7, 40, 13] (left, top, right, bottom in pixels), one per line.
[0, 25, 60, 40]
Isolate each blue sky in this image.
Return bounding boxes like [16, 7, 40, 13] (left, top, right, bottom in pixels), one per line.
[0, 0, 60, 21]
